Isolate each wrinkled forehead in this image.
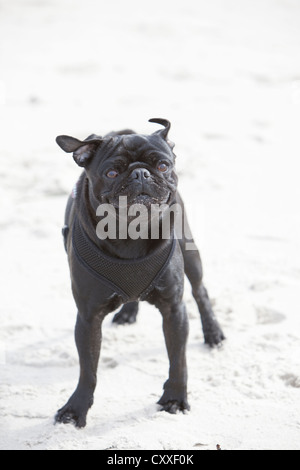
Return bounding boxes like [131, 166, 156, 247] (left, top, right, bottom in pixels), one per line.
[96, 133, 174, 163]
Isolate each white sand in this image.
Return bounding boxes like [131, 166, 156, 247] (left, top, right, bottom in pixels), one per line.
[0, 0, 300, 450]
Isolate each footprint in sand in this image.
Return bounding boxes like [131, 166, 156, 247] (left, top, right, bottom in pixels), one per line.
[255, 307, 286, 325]
[280, 373, 300, 388]
[101, 357, 118, 368]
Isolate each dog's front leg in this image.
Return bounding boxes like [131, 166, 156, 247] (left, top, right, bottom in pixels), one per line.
[55, 312, 103, 428]
[157, 300, 190, 414]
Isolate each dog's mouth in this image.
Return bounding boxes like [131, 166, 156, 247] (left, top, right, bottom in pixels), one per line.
[132, 192, 162, 205]
[107, 190, 171, 209]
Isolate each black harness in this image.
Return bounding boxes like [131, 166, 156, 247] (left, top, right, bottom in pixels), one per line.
[70, 217, 176, 302]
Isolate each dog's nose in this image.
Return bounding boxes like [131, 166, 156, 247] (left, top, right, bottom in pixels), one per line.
[131, 168, 151, 181]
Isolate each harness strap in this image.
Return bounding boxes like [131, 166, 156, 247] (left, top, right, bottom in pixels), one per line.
[71, 217, 176, 302]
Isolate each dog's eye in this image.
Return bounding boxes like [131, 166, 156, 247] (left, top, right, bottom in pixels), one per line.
[157, 162, 169, 173]
[106, 169, 119, 179]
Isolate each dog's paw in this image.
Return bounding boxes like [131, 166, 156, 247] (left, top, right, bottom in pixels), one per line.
[203, 324, 226, 348]
[55, 393, 92, 429]
[55, 404, 87, 428]
[158, 387, 190, 414]
[113, 310, 137, 325]
[158, 398, 190, 414]
[112, 302, 139, 325]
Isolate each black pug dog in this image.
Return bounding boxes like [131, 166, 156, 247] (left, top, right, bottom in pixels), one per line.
[55, 118, 225, 428]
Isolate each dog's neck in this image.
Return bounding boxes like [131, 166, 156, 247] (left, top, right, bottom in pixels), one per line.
[77, 175, 173, 260]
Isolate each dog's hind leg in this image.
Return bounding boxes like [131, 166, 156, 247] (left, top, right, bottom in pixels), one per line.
[181, 242, 225, 347]
[175, 194, 225, 346]
[112, 301, 139, 325]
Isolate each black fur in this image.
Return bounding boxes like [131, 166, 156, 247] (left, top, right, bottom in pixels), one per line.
[55, 119, 225, 428]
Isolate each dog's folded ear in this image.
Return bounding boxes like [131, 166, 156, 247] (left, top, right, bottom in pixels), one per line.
[56, 134, 103, 167]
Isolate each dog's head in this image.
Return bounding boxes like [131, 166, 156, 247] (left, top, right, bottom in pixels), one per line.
[56, 119, 178, 209]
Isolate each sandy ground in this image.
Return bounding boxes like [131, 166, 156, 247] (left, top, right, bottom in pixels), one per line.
[0, 0, 300, 450]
